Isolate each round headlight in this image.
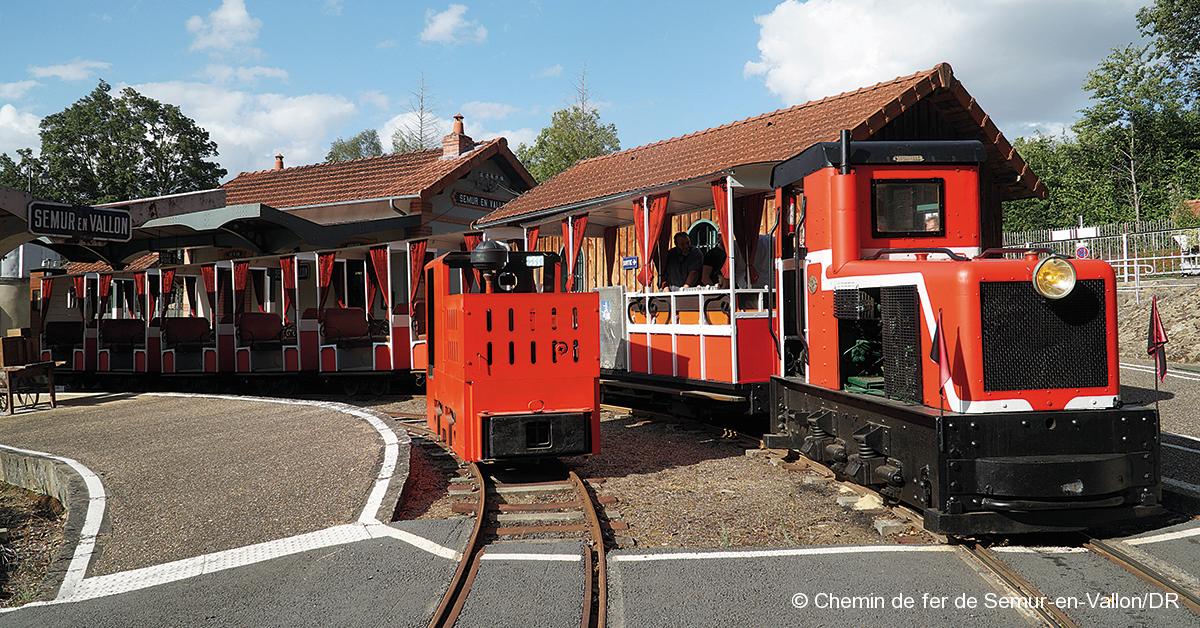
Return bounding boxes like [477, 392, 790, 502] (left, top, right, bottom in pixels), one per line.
[1032, 257, 1076, 299]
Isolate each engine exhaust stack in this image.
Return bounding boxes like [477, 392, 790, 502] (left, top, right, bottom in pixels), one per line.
[831, 130, 859, 272]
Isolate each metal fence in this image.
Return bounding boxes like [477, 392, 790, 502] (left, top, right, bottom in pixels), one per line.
[1003, 219, 1200, 287]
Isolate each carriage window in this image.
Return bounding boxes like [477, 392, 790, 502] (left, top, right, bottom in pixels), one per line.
[871, 179, 944, 237]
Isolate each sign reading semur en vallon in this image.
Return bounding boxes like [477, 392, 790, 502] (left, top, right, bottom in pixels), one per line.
[27, 201, 132, 243]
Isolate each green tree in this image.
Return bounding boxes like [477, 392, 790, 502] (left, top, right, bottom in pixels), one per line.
[1138, 0, 1200, 97]
[326, 129, 384, 162]
[516, 73, 620, 182]
[35, 80, 225, 205]
[0, 149, 48, 196]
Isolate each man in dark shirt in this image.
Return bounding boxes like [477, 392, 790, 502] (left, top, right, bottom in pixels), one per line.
[661, 232, 703, 288]
[702, 245, 726, 285]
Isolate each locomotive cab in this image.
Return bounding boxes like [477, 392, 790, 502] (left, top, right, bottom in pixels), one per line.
[424, 245, 601, 463]
[768, 133, 1161, 535]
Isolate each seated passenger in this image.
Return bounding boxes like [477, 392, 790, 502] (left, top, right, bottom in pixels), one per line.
[661, 232, 703, 289]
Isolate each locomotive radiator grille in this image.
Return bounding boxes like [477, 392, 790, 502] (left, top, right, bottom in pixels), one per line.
[880, 285, 922, 403]
[980, 279, 1108, 391]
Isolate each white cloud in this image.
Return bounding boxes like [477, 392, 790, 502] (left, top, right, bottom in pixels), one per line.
[323, 0, 344, 16]
[376, 39, 397, 49]
[460, 101, 517, 121]
[534, 64, 563, 79]
[0, 81, 39, 100]
[130, 81, 356, 176]
[378, 111, 454, 148]
[200, 64, 289, 83]
[0, 104, 41, 156]
[478, 127, 537, 149]
[28, 59, 111, 81]
[186, 0, 262, 58]
[420, 4, 487, 45]
[744, 0, 1143, 137]
[359, 90, 390, 110]
[201, 64, 289, 84]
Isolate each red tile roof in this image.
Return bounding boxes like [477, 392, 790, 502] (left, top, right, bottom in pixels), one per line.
[223, 138, 533, 209]
[478, 63, 1041, 227]
[66, 253, 160, 275]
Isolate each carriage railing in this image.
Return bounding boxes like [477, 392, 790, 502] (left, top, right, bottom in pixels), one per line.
[624, 287, 772, 335]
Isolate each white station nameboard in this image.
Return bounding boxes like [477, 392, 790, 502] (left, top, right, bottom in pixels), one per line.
[28, 201, 132, 242]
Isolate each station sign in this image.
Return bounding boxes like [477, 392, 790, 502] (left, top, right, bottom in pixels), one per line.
[452, 191, 505, 211]
[621, 256, 639, 270]
[28, 201, 132, 242]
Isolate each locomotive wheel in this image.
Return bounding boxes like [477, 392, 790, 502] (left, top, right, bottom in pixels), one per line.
[341, 378, 363, 397]
[367, 378, 390, 398]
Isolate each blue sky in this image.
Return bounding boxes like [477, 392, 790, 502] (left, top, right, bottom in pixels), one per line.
[0, 1, 1146, 182]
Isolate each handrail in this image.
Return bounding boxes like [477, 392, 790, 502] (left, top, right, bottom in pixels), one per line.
[864, 247, 969, 261]
[974, 247, 1054, 259]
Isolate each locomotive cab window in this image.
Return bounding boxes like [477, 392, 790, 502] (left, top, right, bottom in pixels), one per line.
[871, 178, 944, 237]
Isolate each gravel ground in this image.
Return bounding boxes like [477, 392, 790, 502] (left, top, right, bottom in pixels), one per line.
[566, 410, 923, 549]
[0, 483, 64, 607]
[1118, 280, 1200, 363]
[392, 433, 465, 521]
[0, 394, 381, 577]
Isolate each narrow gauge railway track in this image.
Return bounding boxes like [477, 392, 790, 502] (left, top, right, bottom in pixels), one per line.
[387, 411, 607, 627]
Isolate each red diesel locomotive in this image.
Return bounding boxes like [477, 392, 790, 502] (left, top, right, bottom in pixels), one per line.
[765, 133, 1160, 534]
[424, 242, 601, 462]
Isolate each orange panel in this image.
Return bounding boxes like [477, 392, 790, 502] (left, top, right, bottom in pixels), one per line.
[320, 346, 337, 372]
[300, 330, 319, 371]
[134, 350, 146, 372]
[412, 343, 427, 370]
[649, 332, 673, 375]
[236, 348, 250, 372]
[374, 345, 390, 370]
[703, 336, 733, 382]
[284, 346, 299, 371]
[98, 351, 109, 372]
[204, 349, 217, 372]
[676, 334, 702, 379]
[629, 334, 649, 374]
[736, 318, 778, 383]
[162, 351, 175, 373]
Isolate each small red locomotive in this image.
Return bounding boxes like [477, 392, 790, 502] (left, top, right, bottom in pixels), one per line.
[424, 242, 601, 462]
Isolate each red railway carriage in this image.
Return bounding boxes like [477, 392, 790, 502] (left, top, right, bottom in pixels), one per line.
[424, 243, 600, 462]
[766, 133, 1160, 534]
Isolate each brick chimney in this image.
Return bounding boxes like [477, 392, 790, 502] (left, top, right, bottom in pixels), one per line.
[442, 114, 475, 159]
[274, 154, 284, 170]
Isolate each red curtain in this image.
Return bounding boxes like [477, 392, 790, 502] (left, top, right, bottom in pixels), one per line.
[561, 214, 589, 291]
[633, 193, 670, 287]
[160, 269, 176, 317]
[134, 273, 147, 319]
[463, 232, 483, 291]
[72, 276, 85, 320]
[408, 240, 428, 312]
[279, 257, 296, 323]
[233, 261, 249, 316]
[525, 226, 539, 252]
[98, 274, 113, 319]
[603, 226, 618, 284]
[200, 265, 216, 319]
[711, 180, 731, 277]
[369, 247, 390, 313]
[735, 193, 767, 284]
[317, 252, 335, 309]
[38, 277, 54, 333]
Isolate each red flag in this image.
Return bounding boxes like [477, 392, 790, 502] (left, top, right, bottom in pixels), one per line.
[1147, 296, 1168, 382]
[929, 309, 951, 392]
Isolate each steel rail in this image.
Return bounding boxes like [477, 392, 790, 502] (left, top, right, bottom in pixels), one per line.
[960, 544, 1079, 628]
[1083, 537, 1200, 615]
[427, 461, 485, 628]
[570, 471, 607, 628]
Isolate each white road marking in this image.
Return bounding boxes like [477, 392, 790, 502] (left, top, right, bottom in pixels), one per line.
[1124, 526, 1200, 546]
[0, 443, 106, 601]
[481, 553, 582, 562]
[609, 545, 955, 562]
[1120, 362, 1200, 382]
[0, 393, 463, 613]
[1164, 442, 1199, 453]
[989, 546, 1088, 554]
[1166, 432, 1200, 447]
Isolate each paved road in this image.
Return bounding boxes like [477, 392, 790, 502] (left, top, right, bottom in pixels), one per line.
[1120, 361, 1200, 501]
[0, 393, 382, 576]
[456, 540, 585, 628]
[2, 519, 471, 628]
